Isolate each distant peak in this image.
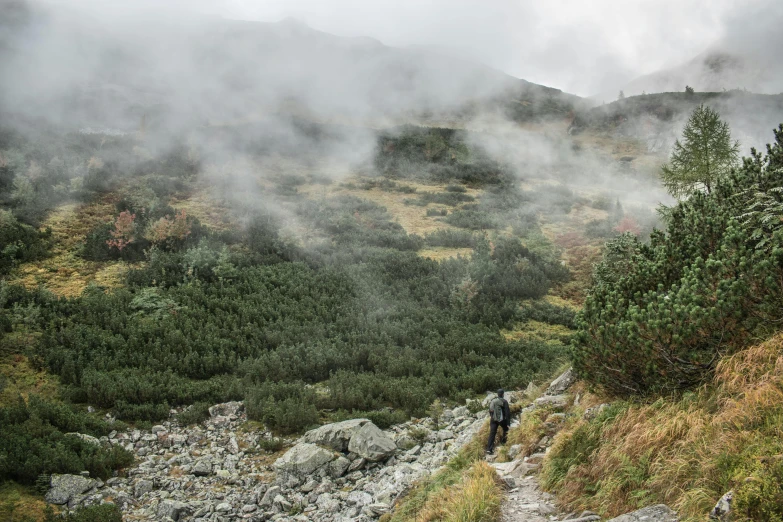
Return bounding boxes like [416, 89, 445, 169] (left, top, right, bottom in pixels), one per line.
[278, 16, 308, 28]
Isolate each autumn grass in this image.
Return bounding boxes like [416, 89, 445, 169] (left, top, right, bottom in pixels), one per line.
[6, 198, 137, 297]
[0, 482, 50, 522]
[0, 354, 59, 407]
[415, 461, 503, 522]
[386, 421, 496, 522]
[541, 334, 783, 521]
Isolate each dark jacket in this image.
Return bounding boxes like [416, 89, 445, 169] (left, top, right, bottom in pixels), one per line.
[489, 396, 511, 425]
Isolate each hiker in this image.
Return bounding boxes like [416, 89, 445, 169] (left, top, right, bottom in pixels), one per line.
[486, 388, 511, 454]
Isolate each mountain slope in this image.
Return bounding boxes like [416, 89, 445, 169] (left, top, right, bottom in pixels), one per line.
[596, 48, 783, 102]
[0, 2, 585, 131]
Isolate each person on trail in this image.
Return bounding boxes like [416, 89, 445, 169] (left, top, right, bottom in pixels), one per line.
[486, 388, 511, 454]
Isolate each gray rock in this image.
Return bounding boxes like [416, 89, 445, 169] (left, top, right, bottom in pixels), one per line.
[215, 502, 232, 512]
[534, 394, 569, 410]
[260, 486, 281, 507]
[607, 504, 679, 522]
[242, 504, 257, 513]
[45, 474, 96, 505]
[347, 423, 397, 462]
[584, 403, 610, 420]
[274, 443, 336, 477]
[303, 418, 370, 452]
[329, 456, 351, 478]
[365, 503, 391, 516]
[710, 491, 733, 521]
[437, 430, 455, 441]
[545, 368, 576, 396]
[208, 401, 244, 418]
[452, 406, 469, 418]
[508, 444, 523, 459]
[395, 434, 417, 450]
[151, 425, 167, 434]
[316, 493, 340, 513]
[300, 479, 318, 493]
[347, 491, 373, 507]
[273, 494, 292, 511]
[192, 460, 212, 476]
[133, 479, 154, 497]
[156, 499, 189, 521]
[65, 432, 101, 446]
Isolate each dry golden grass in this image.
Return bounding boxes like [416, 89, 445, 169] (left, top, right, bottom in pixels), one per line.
[542, 334, 783, 521]
[416, 461, 503, 522]
[418, 247, 474, 261]
[6, 198, 139, 297]
[501, 320, 573, 344]
[168, 186, 236, 232]
[299, 179, 481, 236]
[0, 482, 51, 522]
[0, 354, 59, 407]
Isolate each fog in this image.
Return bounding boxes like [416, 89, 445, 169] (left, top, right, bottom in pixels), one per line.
[1, 0, 779, 230]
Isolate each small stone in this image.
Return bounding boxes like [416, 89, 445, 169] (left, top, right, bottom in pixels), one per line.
[329, 456, 351, 478]
[215, 502, 231, 512]
[156, 500, 188, 521]
[606, 504, 679, 522]
[192, 460, 212, 476]
[133, 479, 154, 498]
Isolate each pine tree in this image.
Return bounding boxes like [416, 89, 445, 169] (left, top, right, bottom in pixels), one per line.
[661, 104, 740, 198]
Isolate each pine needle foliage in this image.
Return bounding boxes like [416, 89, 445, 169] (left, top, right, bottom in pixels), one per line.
[661, 104, 740, 198]
[573, 124, 783, 396]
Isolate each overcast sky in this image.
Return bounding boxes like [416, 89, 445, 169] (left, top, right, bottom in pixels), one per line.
[47, 0, 783, 96]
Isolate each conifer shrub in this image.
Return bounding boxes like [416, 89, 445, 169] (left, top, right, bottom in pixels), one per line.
[0, 210, 51, 274]
[572, 124, 783, 396]
[245, 382, 319, 434]
[0, 396, 132, 485]
[44, 504, 123, 522]
[423, 229, 477, 248]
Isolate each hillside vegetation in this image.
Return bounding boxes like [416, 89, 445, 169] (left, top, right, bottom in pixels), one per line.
[0, 120, 611, 503]
[543, 124, 783, 520]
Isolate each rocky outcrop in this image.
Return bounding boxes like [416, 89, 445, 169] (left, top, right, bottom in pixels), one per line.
[45, 474, 99, 505]
[46, 400, 486, 521]
[606, 505, 678, 522]
[274, 443, 337, 477]
[709, 491, 733, 521]
[303, 418, 370, 452]
[348, 423, 397, 462]
[545, 368, 576, 396]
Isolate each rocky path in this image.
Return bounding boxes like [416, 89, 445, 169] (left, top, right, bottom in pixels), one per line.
[493, 459, 560, 522]
[490, 368, 680, 522]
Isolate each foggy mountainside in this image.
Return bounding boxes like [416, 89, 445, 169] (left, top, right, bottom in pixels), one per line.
[2, 0, 783, 521]
[0, 0, 583, 130]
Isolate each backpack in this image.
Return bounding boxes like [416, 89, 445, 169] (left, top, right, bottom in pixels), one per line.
[490, 397, 505, 422]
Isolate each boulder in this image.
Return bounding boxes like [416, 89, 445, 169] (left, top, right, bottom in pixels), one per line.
[607, 504, 678, 522]
[274, 442, 337, 477]
[545, 368, 576, 396]
[192, 460, 212, 476]
[709, 491, 733, 521]
[584, 403, 610, 420]
[133, 479, 154, 498]
[348, 423, 397, 462]
[259, 486, 281, 507]
[329, 456, 351, 478]
[303, 418, 370, 452]
[45, 474, 96, 505]
[156, 499, 189, 521]
[208, 401, 244, 418]
[534, 394, 569, 410]
[65, 432, 101, 446]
